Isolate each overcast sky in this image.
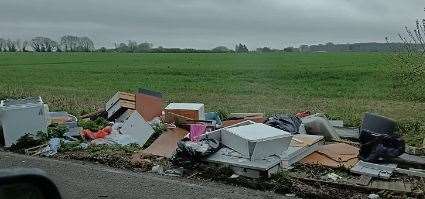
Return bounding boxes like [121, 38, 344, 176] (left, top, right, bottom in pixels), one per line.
[0, 0, 424, 49]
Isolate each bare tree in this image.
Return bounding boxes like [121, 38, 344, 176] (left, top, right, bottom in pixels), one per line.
[0, 38, 6, 52]
[6, 39, 17, 52]
[128, 40, 137, 52]
[389, 8, 425, 101]
[22, 40, 29, 52]
[80, 37, 94, 52]
[31, 37, 56, 52]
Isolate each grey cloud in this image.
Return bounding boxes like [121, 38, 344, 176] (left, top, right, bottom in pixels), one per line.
[0, 0, 423, 49]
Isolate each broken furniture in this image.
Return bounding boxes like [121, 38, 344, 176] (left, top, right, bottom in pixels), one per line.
[135, 89, 163, 122]
[165, 103, 205, 123]
[105, 92, 135, 120]
[300, 143, 360, 169]
[0, 97, 49, 147]
[142, 128, 188, 158]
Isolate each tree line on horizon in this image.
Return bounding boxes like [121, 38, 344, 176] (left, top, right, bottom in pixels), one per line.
[0, 36, 415, 53]
[0, 35, 94, 52]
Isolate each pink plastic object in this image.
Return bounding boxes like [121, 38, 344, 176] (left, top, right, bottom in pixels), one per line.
[189, 123, 206, 142]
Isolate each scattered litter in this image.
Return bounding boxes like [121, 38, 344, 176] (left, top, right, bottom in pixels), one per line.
[164, 168, 183, 177]
[40, 138, 61, 156]
[151, 165, 165, 175]
[229, 174, 239, 179]
[326, 173, 342, 181]
[350, 160, 397, 179]
[79, 143, 89, 149]
[368, 194, 380, 199]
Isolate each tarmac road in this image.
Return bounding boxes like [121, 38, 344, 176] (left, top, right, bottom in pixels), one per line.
[0, 151, 289, 199]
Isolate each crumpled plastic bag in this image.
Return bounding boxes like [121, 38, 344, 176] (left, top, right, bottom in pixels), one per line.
[41, 138, 61, 156]
[172, 138, 221, 166]
[264, 114, 302, 134]
[359, 130, 405, 163]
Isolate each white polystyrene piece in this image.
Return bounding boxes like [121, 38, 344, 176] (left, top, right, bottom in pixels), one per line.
[120, 112, 154, 146]
[165, 103, 204, 110]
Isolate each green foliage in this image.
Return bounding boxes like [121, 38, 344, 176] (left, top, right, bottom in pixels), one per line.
[270, 171, 293, 194]
[78, 117, 107, 131]
[398, 121, 425, 147]
[46, 124, 68, 139]
[60, 140, 83, 152]
[85, 143, 142, 156]
[217, 109, 229, 121]
[9, 133, 43, 153]
[391, 53, 425, 101]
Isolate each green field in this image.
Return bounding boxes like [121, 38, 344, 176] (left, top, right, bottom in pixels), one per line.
[1, 52, 424, 144]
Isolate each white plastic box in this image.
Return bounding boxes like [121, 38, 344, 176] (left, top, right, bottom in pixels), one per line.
[221, 123, 293, 160]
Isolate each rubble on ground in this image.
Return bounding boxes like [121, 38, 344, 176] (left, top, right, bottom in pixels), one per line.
[1, 92, 425, 198]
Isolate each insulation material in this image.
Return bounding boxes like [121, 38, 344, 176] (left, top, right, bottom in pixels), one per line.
[300, 143, 359, 169]
[120, 112, 154, 146]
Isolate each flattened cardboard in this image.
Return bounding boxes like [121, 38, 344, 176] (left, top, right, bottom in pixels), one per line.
[143, 128, 188, 158]
[300, 143, 359, 169]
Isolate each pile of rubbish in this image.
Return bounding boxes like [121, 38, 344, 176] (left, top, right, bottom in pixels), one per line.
[1, 90, 425, 197]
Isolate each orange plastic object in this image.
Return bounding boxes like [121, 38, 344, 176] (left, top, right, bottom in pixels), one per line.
[81, 126, 112, 140]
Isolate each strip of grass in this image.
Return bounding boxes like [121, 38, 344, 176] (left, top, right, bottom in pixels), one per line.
[0, 52, 424, 145]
